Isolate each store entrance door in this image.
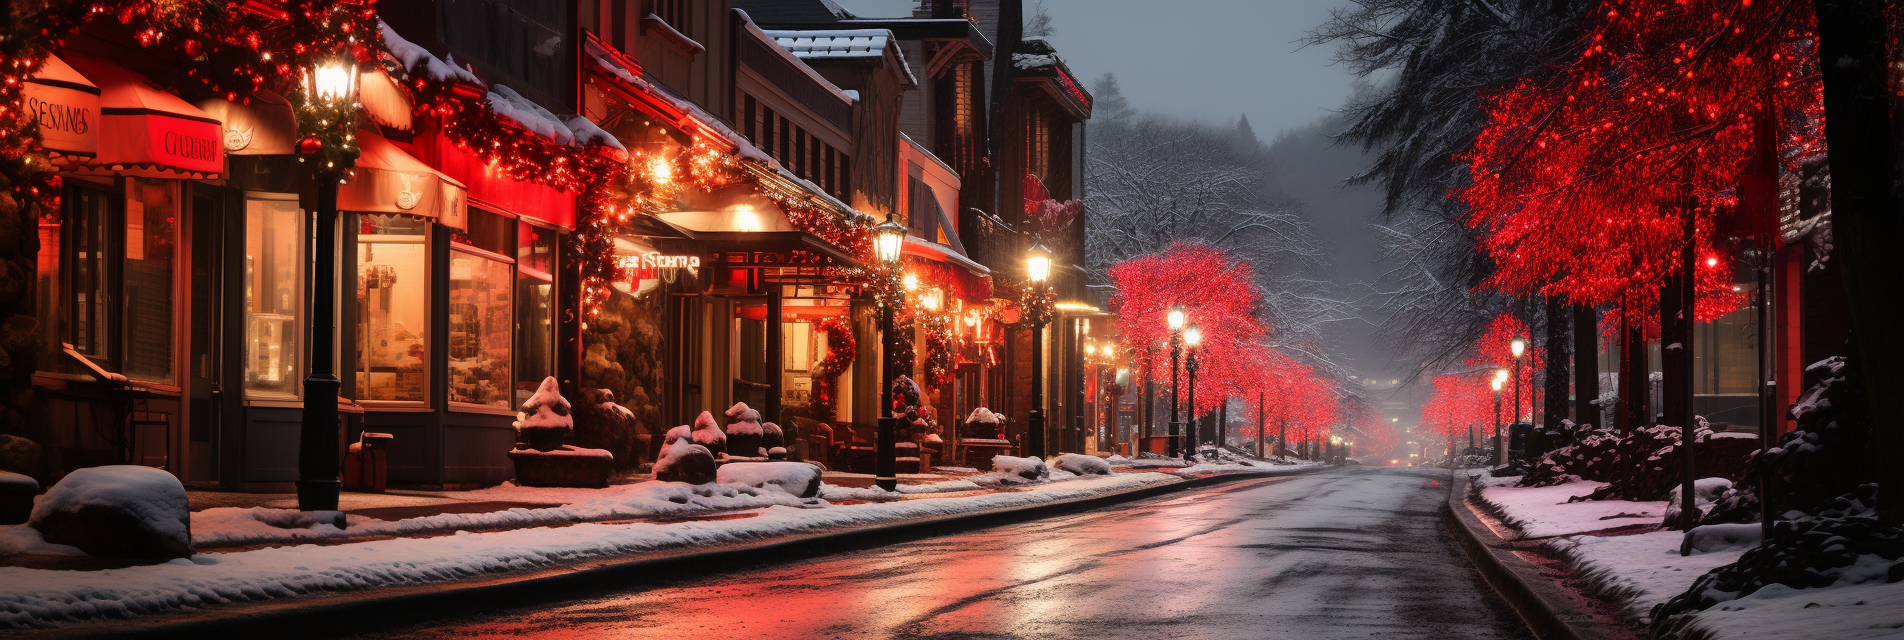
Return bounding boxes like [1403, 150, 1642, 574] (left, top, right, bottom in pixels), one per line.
[185, 185, 224, 482]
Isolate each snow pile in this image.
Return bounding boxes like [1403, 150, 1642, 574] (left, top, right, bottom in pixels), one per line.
[1546, 530, 1748, 622]
[1479, 479, 1663, 538]
[986, 456, 1048, 482]
[514, 377, 571, 430]
[488, 85, 574, 145]
[0, 526, 81, 557]
[27, 466, 192, 559]
[561, 114, 625, 151]
[0, 474, 1183, 629]
[1661, 477, 1732, 526]
[191, 481, 812, 548]
[817, 479, 984, 502]
[965, 407, 1000, 424]
[688, 411, 727, 456]
[379, 20, 484, 86]
[715, 462, 822, 498]
[1051, 454, 1111, 476]
[0, 473, 34, 492]
[1013, 52, 1058, 69]
[1682, 523, 1762, 554]
[653, 419, 718, 485]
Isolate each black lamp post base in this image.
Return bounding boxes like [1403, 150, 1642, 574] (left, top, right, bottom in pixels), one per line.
[296, 479, 341, 511]
[875, 416, 898, 491]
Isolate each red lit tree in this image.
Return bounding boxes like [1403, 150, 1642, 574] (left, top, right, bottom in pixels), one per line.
[1456, 0, 1814, 324]
[1108, 241, 1273, 414]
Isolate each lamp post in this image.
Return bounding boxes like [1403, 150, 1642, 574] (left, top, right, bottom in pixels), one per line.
[1026, 243, 1052, 458]
[1184, 324, 1202, 459]
[1166, 305, 1186, 458]
[296, 59, 358, 512]
[1511, 337, 1527, 465]
[872, 217, 907, 491]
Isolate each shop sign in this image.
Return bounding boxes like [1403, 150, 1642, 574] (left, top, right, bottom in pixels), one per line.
[618, 251, 701, 281]
[23, 76, 99, 157]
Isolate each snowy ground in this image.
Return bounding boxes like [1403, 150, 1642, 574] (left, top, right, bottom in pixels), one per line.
[0, 463, 1318, 630]
[1477, 478, 1665, 538]
[1474, 475, 1904, 637]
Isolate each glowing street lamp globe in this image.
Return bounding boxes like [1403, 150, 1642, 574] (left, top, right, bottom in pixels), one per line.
[1026, 243, 1052, 283]
[1167, 305, 1186, 331]
[873, 217, 907, 266]
[1491, 378, 1504, 393]
[1510, 337, 1527, 359]
[1183, 324, 1202, 348]
[1495, 368, 1510, 384]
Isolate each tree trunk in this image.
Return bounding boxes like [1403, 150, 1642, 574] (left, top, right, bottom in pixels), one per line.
[1543, 295, 1571, 435]
[1620, 305, 1649, 434]
[1812, 0, 1904, 524]
[1573, 303, 1600, 427]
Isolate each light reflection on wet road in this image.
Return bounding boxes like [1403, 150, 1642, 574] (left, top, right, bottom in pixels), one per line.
[361, 467, 1531, 640]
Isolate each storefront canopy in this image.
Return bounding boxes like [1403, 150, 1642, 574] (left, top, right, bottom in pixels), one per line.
[194, 90, 295, 156]
[64, 54, 223, 179]
[23, 54, 99, 162]
[339, 130, 468, 229]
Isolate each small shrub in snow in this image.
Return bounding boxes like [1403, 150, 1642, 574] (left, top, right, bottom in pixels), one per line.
[989, 455, 1048, 481]
[1651, 484, 1904, 639]
[29, 466, 192, 559]
[654, 425, 718, 485]
[688, 411, 727, 458]
[1662, 477, 1733, 526]
[716, 462, 823, 498]
[1051, 453, 1112, 476]
[723, 403, 766, 459]
[513, 377, 574, 451]
[1518, 418, 1753, 502]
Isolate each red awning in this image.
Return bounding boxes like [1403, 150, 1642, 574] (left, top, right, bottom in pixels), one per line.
[338, 130, 468, 229]
[904, 238, 993, 303]
[64, 55, 223, 179]
[412, 126, 577, 230]
[23, 55, 99, 162]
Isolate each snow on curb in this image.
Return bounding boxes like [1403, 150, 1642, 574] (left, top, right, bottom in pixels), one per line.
[1479, 479, 1665, 538]
[0, 473, 1183, 629]
[1547, 530, 1745, 623]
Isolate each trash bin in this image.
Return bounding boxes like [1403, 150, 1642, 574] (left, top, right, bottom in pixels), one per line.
[343, 432, 393, 492]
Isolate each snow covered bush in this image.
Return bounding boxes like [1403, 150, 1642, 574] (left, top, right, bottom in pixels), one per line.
[989, 455, 1048, 481]
[716, 462, 822, 498]
[1661, 477, 1733, 526]
[1651, 485, 1904, 639]
[1517, 418, 1754, 503]
[28, 465, 192, 559]
[1052, 453, 1112, 476]
[687, 410, 727, 458]
[514, 377, 574, 451]
[724, 402, 766, 459]
[654, 414, 721, 484]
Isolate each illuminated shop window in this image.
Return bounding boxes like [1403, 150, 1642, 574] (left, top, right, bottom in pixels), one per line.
[356, 214, 430, 403]
[244, 198, 303, 397]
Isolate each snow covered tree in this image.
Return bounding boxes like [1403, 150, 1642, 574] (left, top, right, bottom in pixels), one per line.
[1088, 73, 1133, 124]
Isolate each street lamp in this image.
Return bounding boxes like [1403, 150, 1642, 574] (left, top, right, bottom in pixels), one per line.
[1510, 335, 1527, 465]
[296, 58, 359, 512]
[872, 216, 907, 491]
[1026, 243, 1053, 459]
[1166, 305, 1188, 458]
[1184, 324, 1202, 459]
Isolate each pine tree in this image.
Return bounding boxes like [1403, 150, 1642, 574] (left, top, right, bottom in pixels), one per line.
[1089, 73, 1132, 123]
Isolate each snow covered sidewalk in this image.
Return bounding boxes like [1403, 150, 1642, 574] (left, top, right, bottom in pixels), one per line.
[0, 464, 1315, 630]
[1471, 474, 1748, 627]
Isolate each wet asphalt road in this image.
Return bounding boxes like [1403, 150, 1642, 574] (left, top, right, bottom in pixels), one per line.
[360, 467, 1531, 640]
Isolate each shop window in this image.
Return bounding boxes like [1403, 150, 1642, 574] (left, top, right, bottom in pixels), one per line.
[449, 210, 513, 408]
[356, 214, 430, 403]
[36, 195, 67, 371]
[58, 183, 118, 366]
[124, 178, 177, 384]
[515, 220, 556, 406]
[244, 198, 303, 398]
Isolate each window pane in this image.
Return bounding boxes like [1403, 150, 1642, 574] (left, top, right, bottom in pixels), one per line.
[356, 214, 430, 402]
[245, 199, 302, 397]
[125, 178, 175, 383]
[67, 185, 114, 362]
[517, 220, 555, 276]
[452, 207, 511, 255]
[515, 270, 552, 407]
[449, 250, 511, 407]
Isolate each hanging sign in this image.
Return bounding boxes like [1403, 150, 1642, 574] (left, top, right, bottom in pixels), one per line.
[618, 251, 701, 281]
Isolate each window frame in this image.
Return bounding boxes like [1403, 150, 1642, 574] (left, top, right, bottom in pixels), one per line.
[354, 213, 434, 409]
[241, 192, 306, 400]
[61, 180, 123, 370]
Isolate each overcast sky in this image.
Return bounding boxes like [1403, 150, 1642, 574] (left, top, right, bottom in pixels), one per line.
[835, 0, 1361, 139]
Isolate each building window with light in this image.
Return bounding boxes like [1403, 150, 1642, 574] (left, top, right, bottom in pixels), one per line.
[516, 219, 557, 407]
[355, 213, 431, 403]
[447, 209, 514, 409]
[244, 197, 303, 398]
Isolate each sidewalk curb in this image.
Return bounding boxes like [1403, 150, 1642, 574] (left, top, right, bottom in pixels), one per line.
[25, 467, 1324, 639]
[1443, 472, 1640, 640]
